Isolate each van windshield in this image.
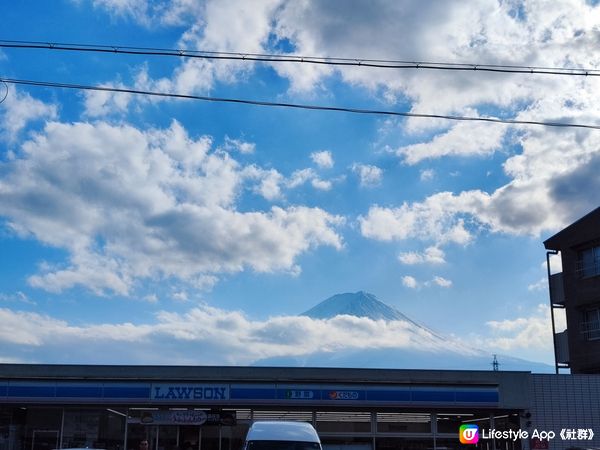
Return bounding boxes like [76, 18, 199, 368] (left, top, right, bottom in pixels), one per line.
[247, 441, 320, 450]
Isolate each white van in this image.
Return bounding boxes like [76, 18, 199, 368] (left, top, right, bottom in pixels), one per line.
[243, 421, 322, 450]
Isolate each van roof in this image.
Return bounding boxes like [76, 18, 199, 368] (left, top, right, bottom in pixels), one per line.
[246, 421, 320, 443]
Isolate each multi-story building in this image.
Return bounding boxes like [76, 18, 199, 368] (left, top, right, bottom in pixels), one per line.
[544, 207, 600, 374]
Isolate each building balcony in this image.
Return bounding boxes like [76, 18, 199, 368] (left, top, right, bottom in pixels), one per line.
[555, 330, 569, 364]
[549, 272, 565, 306]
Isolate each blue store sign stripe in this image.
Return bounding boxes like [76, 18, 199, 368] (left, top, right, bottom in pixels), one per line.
[1, 381, 499, 404]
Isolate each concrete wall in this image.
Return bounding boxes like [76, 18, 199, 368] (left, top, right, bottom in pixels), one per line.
[526, 374, 600, 450]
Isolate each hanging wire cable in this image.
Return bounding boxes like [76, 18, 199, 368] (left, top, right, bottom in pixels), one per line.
[2, 77, 599, 130]
[0, 80, 8, 105]
[1, 39, 599, 77]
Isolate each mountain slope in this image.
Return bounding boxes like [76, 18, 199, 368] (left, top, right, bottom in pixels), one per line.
[255, 291, 553, 373]
[302, 291, 410, 321]
[302, 291, 446, 340]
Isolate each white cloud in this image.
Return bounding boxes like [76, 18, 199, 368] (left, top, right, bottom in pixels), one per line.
[243, 166, 285, 201]
[420, 169, 435, 181]
[359, 192, 483, 245]
[351, 164, 383, 188]
[311, 178, 332, 191]
[399, 121, 506, 165]
[83, 0, 600, 138]
[449, 304, 562, 364]
[91, 0, 204, 26]
[0, 292, 35, 305]
[399, 247, 446, 265]
[528, 277, 547, 292]
[172, 291, 188, 302]
[481, 304, 563, 353]
[0, 120, 344, 295]
[287, 168, 315, 189]
[0, 304, 458, 364]
[311, 150, 334, 169]
[361, 111, 600, 248]
[402, 276, 418, 289]
[0, 86, 57, 140]
[143, 294, 158, 303]
[223, 136, 256, 154]
[430, 276, 452, 288]
[401, 274, 452, 289]
[85, 0, 284, 116]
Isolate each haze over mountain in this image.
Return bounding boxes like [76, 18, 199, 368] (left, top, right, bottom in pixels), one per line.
[257, 291, 553, 372]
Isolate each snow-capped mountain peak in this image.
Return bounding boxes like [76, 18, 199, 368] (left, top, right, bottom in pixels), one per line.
[302, 291, 409, 321]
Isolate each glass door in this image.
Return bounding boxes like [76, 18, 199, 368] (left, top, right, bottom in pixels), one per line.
[31, 430, 58, 450]
[147, 426, 179, 450]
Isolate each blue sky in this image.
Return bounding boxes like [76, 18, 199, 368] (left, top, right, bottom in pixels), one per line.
[0, 0, 599, 368]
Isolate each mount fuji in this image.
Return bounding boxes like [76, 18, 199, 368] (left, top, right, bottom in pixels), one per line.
[255, 291, 553, 372]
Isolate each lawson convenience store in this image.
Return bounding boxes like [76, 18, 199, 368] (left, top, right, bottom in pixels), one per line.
[0, 365, 529, 450]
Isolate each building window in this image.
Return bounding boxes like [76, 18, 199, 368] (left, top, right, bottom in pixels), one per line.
[582, 308, 600, 340]
[577, 245, 600, 278]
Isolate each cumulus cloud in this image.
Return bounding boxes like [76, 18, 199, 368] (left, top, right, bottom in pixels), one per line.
[481, 304, 565, 353]
[91, 0, 204, 27]
[311, 150, 334, 169]
[420, 169, 435, 181]
[450, 304, 564, 363]
[359, 192, 482, 245]
[0, 120, 344, 295]
[243, 166, 285, 201]
[0, 304, 458, 364]
[85, 0, 284, 116]
[311, 178, 332, 191]
[399, 121, 506, 165]
[172, 291, 189, 302]
[528, 277, 547, 292]
[0, 86, 57, 140]
[82, 0, 600, 132]
[398, 247, 446, 265]
[430, 276, 452, 288]
[351, 164, 383, 188]
[361, 106, 600, 249]
[223, 136, 256, 154]
[402, 276, 418, 289]
[402, 275, 452, 289]
[0, 292, 35, 305]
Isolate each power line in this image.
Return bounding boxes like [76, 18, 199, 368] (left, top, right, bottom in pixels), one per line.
[2, 76, 599, 130]
[1, 39, 599, 77]
[0, 80, 8, 105]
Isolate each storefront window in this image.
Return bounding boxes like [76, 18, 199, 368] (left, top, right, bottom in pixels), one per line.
[0, 407, 26, 450]
[62, 408, 126, 450]
[376, 412, 431, 433]
[492, 413, 521, 449]
[435, 437, 492, 450]
[126, 408, 245, 450]
[375, 437, 432, 450]
[321, 436, 372, 450]
[316, 412, 371, 433]
[18, 408, 63, 450]
[436, 413, 490, 434]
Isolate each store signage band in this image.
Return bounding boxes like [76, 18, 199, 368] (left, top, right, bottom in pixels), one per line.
[127, 410, 236, 426]
[151, 384, 229, 401]
[131, 410, 208, 425]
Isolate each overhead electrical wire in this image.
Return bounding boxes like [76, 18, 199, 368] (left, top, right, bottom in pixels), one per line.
[1, 39, 599, 77]
[2, 77, 599, 130]
[0, 80, 8, 105]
